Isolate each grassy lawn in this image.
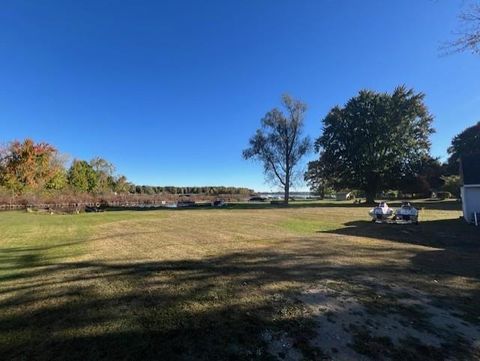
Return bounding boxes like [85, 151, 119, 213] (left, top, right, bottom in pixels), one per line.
[1, 200, 479, 360]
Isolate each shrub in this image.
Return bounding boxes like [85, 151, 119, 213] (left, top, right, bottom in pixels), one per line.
[385, 191, 398, 200]
[441, 175, 460, 198]
[436, 191, 452, 200]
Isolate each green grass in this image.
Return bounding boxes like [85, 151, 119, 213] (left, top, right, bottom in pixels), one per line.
[0, 212, 161, 279]
[279, 218, 339, 234]
[0, 200, 479, 360]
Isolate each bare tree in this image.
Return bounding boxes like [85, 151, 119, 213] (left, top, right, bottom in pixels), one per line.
[445, 2, 480, 54]
[90, 157, 116, 193]
[243, 94, 311, 204]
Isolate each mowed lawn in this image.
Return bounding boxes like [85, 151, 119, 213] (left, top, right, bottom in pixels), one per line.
[1, 201, 479, 360]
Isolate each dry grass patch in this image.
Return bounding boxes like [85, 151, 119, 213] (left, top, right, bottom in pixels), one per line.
[0, 201, 479, 360]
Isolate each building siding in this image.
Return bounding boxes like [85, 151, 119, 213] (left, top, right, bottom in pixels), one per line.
[462, 186, 480, 223]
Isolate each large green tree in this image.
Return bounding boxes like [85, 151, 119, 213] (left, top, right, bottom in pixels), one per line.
[446, 121, 480, 174]
[304, 160, 333, 199]
[67, 160, 98, 192]
[398, 156, 444, 197]
[441, 175, 461, 198]
[243, 94, 311, 204]
[312, 86, 434, 203]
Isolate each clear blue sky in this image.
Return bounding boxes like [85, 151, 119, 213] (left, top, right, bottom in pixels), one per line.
[1, 0, 480, 191]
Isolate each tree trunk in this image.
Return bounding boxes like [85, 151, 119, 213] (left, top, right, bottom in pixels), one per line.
[366, 189, 376, 205]
[319, 186, 325, 200]
[284, 169, 290, 205]
[284, 183, 290, 205]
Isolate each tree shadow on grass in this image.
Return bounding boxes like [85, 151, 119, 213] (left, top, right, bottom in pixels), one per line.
[319, 218, 480, 281]
[0, 248, 335, 360]
[1, 232, 479, 360]
[0, 241, 85, 277]
[320, 218, 480, 249]
[320, 217, 480, 325]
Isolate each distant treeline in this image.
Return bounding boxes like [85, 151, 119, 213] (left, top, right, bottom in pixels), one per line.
[130, 185, 253, 195]
[0, 139, 253, 204]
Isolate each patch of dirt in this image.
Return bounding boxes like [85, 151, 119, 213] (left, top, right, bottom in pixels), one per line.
[294, 278, 480, 361]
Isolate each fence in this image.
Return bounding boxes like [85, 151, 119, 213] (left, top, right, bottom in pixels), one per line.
[0, 200, 170, 212]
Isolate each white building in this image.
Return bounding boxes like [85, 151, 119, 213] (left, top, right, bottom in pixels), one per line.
[460, 155, 480, 225]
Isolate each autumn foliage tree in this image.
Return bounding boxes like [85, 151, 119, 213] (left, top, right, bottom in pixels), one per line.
[0, 138, 253, 203]
[0, 139, 64, 194]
